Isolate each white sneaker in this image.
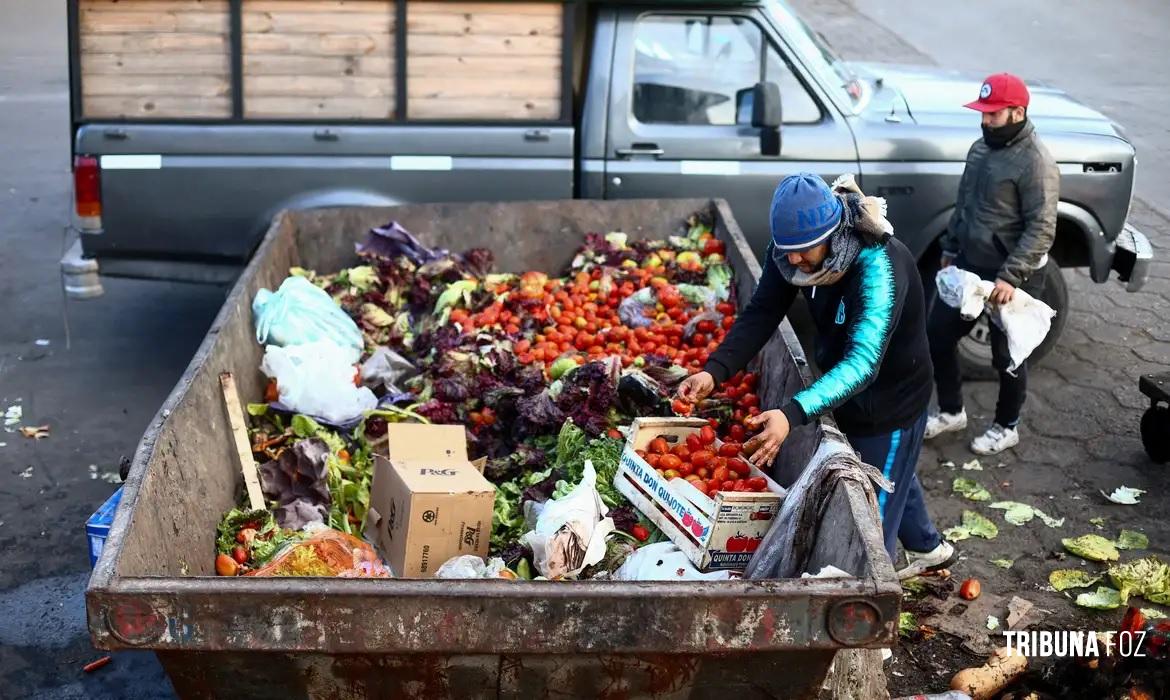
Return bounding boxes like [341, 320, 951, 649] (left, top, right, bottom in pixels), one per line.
[970, 423, 1019, 455]
[896, 540, 957, 580]
[924, 409, 967, 440]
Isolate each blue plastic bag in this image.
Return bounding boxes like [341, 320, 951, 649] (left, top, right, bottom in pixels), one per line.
[253, 276, 364, 363]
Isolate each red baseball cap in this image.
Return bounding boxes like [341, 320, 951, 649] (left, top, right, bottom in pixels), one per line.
[964, 73, 1030, 112]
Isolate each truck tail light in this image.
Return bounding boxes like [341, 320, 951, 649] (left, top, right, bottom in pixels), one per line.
[73, 155, 102, 220]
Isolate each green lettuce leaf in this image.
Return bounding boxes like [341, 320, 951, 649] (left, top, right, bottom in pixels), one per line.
[1075, 586, 1123, 610]
[1062, 534, 1120, 562]
[953, 477, 991, 502]
[1108, 556, 1170, 605]
[1115, 530, 1149, 550]
[1049, 569, 1103, 591]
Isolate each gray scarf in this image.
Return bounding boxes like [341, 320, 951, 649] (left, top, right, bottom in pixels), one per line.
[771, 187, 893, 288]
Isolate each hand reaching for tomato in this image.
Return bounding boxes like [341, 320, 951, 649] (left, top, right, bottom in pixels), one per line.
[677, 370, 715, 403]
[743, 409, 789, 468]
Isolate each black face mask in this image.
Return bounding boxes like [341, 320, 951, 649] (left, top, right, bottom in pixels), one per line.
[982, 118, 1027, 149]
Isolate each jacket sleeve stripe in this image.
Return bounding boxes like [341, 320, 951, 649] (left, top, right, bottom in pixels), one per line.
[792, 246, 896, 418]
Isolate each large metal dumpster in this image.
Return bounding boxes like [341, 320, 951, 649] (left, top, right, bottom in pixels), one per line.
[87, 199, 900, 699]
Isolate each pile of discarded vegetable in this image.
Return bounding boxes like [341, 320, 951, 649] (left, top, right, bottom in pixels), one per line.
[215, 213, 767, 580]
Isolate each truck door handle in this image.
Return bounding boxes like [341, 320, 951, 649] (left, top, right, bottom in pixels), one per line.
[103, 128, 128, 140]
[313, 129, 340, 142]
[523, 128, 550, 142]
[615, 144, 664, 158]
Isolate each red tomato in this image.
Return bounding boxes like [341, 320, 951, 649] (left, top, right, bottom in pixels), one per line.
[712, 466, 730, 484]
[707, 478, 722, 494]
[671, 398, 693, 416]
[748, 476, 768, 492]
[648, 438, 668, 455]
[716, 302, 736, 315]
[696, 467, 710, 479]
[718, 443, 742, 457]
[741, 393, 760, 409]
[686, 434, 703, 452]
[743, 372, 758, 389]
[635, 449, 647, 458]
[690, 450, 714, 470]
[728, 459, 752, 478]
[729, 424, 746, 441]
[671, 444, 691, 461]
[677, 463, 694, 477]
[722, 316, 735, 330]
[699, 425, 716, 446]
[696, 319, 717, 334]
[733, 479, 748, 492]
[722, 480, 736, 491]
[692, 333, 709, 347]
[659, 454, 682, 471]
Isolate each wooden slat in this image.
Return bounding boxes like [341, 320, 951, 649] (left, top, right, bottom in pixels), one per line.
[408, 75, 559, 100]
[408, 97, 559, 120]
[245, 96, 393, 118]
[408, 2, 562, 16]
[81, 0, 228, 11]
[85, 74, 229, 97]
[407, 54, 558, 77]
[80, 9, 229, 34]
[244, 0, 388, 13]
[82, 95, 231, 118]
[406, 10, 560, 38]
[219, 373, 266, 512]
[242, 10, 393, 35]
[83, 52, 229, 75]
[244, 54, 392, 77]
[81, 32, 229, 53]
[407, 33, 560, 57]
[246, 75, 391, 98]
[244, 32, 392, 56]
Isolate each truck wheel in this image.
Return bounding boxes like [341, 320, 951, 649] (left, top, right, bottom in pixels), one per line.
[1142, 405, 1170, 464]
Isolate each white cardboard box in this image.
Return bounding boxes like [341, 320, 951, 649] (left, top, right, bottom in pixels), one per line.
[614, 417, 785, 571]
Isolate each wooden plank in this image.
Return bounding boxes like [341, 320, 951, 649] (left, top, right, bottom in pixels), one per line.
[242, 10, 393, 35]
[219, 373, 266, 512]
[84, 74, 230, 97]
[245, 96, 393, 118]
[407, 33, 560, 57]
[81, 0, 228, 11]
[81, 32, 229, 53]
[82, 94, 231, 117]
[245, 75, 392, 98]
[408, 2, 562, 16]
[244, 53, 392, 77]
[408, 97, 560, 120]
[83, 52, 229, 75]
[80, 9, 229, 34]
[244, 0, 389, 13]
[406, 54, 558, 77]
[406, 10, 561, 38]
[408, 75, 559, 100]
[243, 32, 391, 56]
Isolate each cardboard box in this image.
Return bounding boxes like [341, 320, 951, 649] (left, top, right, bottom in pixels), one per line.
[365, 424, 495, 578]
[615, 418, 785, 572]
[86, 486, 123, 569]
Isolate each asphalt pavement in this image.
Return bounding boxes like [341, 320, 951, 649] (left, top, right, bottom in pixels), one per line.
[0, 0, 1167, 697]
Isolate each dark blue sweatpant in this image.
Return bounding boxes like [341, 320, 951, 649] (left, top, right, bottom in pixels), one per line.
[847, 411, 942, 560]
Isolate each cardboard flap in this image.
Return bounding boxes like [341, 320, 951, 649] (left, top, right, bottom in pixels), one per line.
[384, 423, 469, 463]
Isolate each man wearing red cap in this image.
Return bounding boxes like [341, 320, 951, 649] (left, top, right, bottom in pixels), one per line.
[925, 72, 1059, 455]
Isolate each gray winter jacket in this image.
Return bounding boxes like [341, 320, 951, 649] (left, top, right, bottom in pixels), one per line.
[941, 120, 1060, 287]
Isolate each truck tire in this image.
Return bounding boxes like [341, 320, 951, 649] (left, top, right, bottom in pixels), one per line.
[957, 265, 1068, 380]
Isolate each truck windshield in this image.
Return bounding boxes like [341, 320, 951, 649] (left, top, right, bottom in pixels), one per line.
[765, 0, 865, 112]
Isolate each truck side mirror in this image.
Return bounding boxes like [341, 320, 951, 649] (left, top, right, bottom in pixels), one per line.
[737, 82, 782, 156]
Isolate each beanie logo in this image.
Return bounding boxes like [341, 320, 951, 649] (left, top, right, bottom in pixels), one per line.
[980, 83, 992, 99]
[796, 203, 839, 233]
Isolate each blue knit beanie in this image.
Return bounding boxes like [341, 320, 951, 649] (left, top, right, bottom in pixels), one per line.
[769, 173, 842, 252]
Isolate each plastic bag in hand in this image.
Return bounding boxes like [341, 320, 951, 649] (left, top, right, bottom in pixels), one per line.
[935, 267, 991, 320]
[260, 341, 378, 424]
[253, 276, 364, 364]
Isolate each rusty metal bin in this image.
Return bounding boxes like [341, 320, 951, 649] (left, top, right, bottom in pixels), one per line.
[87, 199, 900, 699]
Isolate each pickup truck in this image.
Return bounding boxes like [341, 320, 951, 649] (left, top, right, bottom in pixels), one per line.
[63, 0, 1151, 365]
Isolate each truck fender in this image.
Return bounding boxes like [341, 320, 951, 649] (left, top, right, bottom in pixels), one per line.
[254, 189, 403, 240]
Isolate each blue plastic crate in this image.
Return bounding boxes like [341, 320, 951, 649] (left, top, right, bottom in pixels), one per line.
[86, 486, 123, 568]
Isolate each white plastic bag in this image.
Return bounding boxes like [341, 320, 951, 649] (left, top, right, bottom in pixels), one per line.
[253, 276, 364, 364]
[521, 460, 616, 580]
[935, 267, 991, 321]
[614, 542, 736, 581]
[260, 340, 378, 424]
[435, 555, 508, 579]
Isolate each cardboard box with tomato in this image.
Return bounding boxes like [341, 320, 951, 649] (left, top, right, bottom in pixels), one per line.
[614, 417, 785, 571]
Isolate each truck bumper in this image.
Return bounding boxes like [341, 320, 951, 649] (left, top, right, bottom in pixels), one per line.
[1110, 223, 1153, 292]
[60, 235, 104, 300]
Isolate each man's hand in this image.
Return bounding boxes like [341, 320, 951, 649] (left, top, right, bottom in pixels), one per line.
[743, 410, 790, 468]
[940, 254, 956, 269]
[677, 371, 715, 403]
[989, 279, 1015, 305]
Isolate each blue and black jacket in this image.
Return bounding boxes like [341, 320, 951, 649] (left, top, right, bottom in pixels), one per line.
[705, 237, 933, 437]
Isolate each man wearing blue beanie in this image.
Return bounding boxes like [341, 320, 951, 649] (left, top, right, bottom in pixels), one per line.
[678, 172, 953, 578]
